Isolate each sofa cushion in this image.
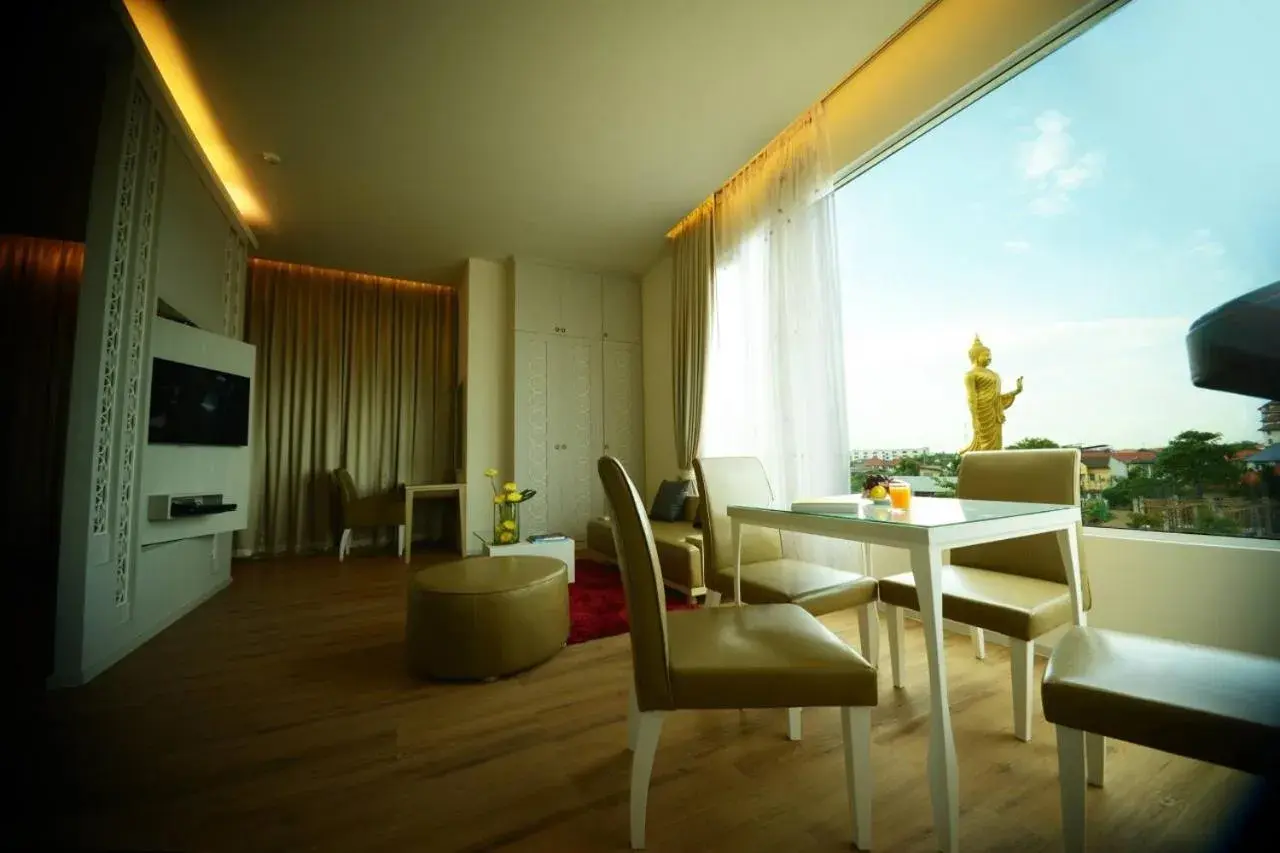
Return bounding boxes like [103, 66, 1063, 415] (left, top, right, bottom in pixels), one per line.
[587, 516, 703, 591]
[650, 479, 690, 522]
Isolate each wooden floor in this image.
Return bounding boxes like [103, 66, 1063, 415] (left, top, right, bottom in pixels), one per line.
[31, 554, 1255, 852]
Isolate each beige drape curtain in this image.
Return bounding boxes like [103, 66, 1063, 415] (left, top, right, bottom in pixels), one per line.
[243, 259, 458, 555]
[669, 202, 715, 481]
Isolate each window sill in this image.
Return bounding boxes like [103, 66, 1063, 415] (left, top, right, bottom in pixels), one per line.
[1082, 526, 1280, 553]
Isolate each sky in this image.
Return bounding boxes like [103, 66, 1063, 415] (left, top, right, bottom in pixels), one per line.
[835, 0, 1280, 452]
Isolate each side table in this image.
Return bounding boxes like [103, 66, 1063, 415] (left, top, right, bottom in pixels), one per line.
[481, 537, 577, 583]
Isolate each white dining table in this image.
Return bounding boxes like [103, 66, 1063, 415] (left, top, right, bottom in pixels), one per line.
[727, 495, 1085, 853]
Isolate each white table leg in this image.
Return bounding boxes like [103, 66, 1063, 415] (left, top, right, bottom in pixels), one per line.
[857, 603, 880, 669]
[731, 519, 743, 608]
[1056, 525, 1085, 625]
[1011, 638, 1033, 742]
[911, 544, 959, 853]
[887, 604, 906, 689]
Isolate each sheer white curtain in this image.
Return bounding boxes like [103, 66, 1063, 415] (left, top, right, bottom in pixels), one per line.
[701, 106, 858, 568]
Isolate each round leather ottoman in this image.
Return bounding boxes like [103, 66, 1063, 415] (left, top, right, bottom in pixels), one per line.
[406, 556, 570, 680]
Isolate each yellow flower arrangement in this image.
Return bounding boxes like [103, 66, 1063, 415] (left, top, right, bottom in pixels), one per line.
[485, 466, 538, 546]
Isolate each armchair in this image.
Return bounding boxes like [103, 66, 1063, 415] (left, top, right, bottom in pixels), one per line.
[333, 468, 407, 560]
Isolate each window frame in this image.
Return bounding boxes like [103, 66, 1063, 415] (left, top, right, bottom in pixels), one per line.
[831, 0, 1277, 545]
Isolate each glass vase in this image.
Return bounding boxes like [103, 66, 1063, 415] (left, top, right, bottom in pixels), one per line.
[493, 502, 520, 545]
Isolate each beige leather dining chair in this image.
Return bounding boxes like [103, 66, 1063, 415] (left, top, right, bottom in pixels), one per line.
[694, 456, 880, 734]
[599, 456, 877, 851]
[879, 448, 1088, 741]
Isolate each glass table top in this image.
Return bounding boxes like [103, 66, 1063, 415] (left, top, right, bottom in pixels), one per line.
[730, 495, 1077, 529]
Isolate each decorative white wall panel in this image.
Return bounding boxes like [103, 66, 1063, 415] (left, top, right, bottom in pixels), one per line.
[513, 332, 551, 536]
[221, 230, 247, 339]
[603, 341, 645, 498]
[113, 105, 165, 609]
[91, 82, 146, 539]
[552, 339, 602, 538]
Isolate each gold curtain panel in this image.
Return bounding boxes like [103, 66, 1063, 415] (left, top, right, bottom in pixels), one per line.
[243, 259, 458, 555]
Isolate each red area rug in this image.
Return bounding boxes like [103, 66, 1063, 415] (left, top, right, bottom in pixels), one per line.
[569, 559, 695, 645]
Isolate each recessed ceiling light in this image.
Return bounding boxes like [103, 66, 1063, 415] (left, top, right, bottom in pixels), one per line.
[262, 152, 282, 165]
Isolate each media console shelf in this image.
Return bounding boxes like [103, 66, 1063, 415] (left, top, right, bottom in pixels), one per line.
[147, 493, 238, 521]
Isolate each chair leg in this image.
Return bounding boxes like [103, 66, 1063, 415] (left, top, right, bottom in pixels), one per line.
[1086, 732, 1106, 788]
[787, 707, 802, 741]
[1055, 724, 1087, 853]
[886, 604, 905, 688]
[856, 602, 880, 668]
[627, 684, 639, 752]
[397, 524, 406, 557]
[630, 711, 665, 850]
[339, 529, 352, 561]
[971, 626, 987, 660]
[841, 706, 873, 851]
[1011, 638, 1033, 742]
[704, 589, 722, 607]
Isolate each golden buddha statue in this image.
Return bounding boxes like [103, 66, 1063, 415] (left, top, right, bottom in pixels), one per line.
[960, 335, 1023, 453]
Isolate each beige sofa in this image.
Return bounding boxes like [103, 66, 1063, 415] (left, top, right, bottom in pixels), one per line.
[586, 495, 705, 601]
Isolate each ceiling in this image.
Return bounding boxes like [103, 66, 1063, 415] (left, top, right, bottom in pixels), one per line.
[163, 0, 929, 281]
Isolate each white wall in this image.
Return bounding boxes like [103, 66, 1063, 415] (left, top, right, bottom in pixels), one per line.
[641, 250, 677, 494]
[53, 52, 252, 686]
[152, 132, 233, 331]
[462, 257, 513, 553]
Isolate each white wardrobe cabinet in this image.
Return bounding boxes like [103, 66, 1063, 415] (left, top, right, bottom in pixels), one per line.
[513, 261, 602, 338]
[513, 332, 603, 540]
[602, 273, 642, 343]
[602, 341, 644, 490]
[511, 260, 643, 541]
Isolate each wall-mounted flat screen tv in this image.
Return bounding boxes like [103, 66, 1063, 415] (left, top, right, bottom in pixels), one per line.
[148, 358, 250, 446]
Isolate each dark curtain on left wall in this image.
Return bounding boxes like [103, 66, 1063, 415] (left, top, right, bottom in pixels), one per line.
[0, 235, 83, 682]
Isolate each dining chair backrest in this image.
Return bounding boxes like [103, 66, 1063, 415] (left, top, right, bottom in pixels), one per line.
[597, 456, 675, 711]
[693, 456, 785, 571]
[334, 468, 359, 509]
[951, 448, 1091, 608]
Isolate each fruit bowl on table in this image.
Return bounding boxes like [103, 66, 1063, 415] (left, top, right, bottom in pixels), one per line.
[861, 473, 895, 506]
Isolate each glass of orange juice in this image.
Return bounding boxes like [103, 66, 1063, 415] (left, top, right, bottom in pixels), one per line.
[889, 480, 912, 510]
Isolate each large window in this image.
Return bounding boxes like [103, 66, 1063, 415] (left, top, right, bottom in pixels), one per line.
[835, 0, 1279, 540]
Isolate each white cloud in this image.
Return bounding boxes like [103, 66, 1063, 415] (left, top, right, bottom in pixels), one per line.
[1030, 194, 1070, 216]
[1189, 228, 1226, 257]
[1022, 110, 1072, 179]
[1003, 239, 1031, 253]
[1055, 151, 1106, 190]
[1018, 110, 1105, 216]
